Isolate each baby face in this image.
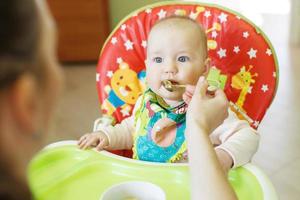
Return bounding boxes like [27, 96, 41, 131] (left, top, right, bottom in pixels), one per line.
[146, 18, 208, 104]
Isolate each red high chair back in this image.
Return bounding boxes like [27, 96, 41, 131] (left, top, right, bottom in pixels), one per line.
[96, 2, 278, 157]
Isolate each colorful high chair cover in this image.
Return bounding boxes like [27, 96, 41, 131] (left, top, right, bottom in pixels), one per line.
[96, 2, 278, 130]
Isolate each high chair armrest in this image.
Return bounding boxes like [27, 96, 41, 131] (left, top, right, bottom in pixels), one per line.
[93, 115, 116, 132]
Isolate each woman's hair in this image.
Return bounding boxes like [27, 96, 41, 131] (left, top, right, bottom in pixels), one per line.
[0, 0, 40, 89]
[0, 0, 40, 199]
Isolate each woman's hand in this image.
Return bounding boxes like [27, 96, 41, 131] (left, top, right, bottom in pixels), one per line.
[184, 77, 237, 200]
[184, 76, 229, 134]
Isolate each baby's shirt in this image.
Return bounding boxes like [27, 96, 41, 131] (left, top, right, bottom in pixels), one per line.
[98, 89, 259, 168]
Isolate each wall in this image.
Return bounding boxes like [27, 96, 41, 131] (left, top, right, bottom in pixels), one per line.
[108, 0, 172, 30]
[290, 0, 300, 46]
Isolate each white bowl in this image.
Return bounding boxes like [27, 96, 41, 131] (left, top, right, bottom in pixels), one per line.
[100, 181, 166, 200]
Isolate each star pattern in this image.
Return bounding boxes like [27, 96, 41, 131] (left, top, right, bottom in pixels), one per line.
[157, 9, 167, 19]
[121, 108, 130, 117]
[233, 46, 240, 54]
[204, 10, 211, 18]
[253, 121, 260, 128]
[145, 8, 152, 14]
[141, 40, 147, 48]
[96, 73, 100, 82]
[218, 12, 228, 23]
[217, 48, 227, 58]
[116, 57, 123, 64]
[124, 40, 133, 50]
[99, 6, 278, 124]
[106, 71, 113, 78]
[211, 31, 218, 38]
[248, 86, 253, 94]
[104, 85, 111, 94]
[121, 24, 127, 31]
[189, 11, 198, 20]
[247, 48, 257, 59]
[121, 106, 131, 117]
[261, 84, 269, 92]
[266, 48, 272, 56]
[243, 31, 249, 38]
[111, 37, 117, 45]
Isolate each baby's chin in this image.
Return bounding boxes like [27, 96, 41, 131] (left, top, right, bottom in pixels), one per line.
[157, 88, 184, 103]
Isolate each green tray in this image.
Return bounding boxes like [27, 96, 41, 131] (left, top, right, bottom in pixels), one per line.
[28, 144, 264, 200]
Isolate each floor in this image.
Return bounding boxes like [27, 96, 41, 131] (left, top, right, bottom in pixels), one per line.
[47, 12, 300, 200]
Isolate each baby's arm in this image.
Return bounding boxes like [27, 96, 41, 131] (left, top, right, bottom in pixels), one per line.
[212, 109, 260, 170]
[78, 96, 143, 151]
[215, 148, 234, 173]
[78, 116, 135, 151]
[97, 116, 135, 150]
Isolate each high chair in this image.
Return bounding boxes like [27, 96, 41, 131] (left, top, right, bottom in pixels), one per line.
[29, 2, 279, 199]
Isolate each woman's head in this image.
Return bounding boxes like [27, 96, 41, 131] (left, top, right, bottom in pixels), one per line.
[0, 0, 63, 194]
[0, 0, 39, 89]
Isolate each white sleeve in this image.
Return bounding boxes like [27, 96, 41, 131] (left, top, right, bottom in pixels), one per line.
[212, 109, 260, 168]
[97, 95, 143, 150]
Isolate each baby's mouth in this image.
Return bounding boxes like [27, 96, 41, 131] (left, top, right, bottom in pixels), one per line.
[162, 79, 179, 85]
[169, 80, 179, 85]
[162, 79, 184, 92]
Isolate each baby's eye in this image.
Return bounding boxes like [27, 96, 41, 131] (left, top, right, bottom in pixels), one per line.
[153, 57, 163, 63]
[178, 56, 190, 62]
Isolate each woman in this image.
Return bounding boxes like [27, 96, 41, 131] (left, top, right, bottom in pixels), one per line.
[0, 0, 62, 199]
[0, 0, 235, 199]
[185, 77, 237, 200]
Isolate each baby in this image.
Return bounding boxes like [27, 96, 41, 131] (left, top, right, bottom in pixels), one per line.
[78, 16, 259, 171]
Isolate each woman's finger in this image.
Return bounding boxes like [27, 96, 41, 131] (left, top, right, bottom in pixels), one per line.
[214, 89, 229, 103]
[194, 76, 208, 97]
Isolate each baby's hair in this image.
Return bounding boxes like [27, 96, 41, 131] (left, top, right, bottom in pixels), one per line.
[0, 0, 40, 90]
[149, 15, 208, 60]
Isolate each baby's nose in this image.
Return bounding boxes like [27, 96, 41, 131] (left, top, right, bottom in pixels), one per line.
[164, 62, 178, 74]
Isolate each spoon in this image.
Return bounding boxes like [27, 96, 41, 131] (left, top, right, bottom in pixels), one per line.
[162, 80, 185, 92]
[162, 80, 218, 93]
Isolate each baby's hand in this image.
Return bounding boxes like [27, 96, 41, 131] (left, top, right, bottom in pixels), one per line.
[216, 149, 233, 174]
[78, 131, 109, 151]
[183, 85, 195, 104]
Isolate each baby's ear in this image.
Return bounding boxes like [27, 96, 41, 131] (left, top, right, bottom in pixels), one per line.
[203, 58, 211, 76]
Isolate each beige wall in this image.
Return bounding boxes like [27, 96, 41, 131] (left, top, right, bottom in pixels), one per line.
[108, 0, 173, 30]
[290, 0, 300, 46]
